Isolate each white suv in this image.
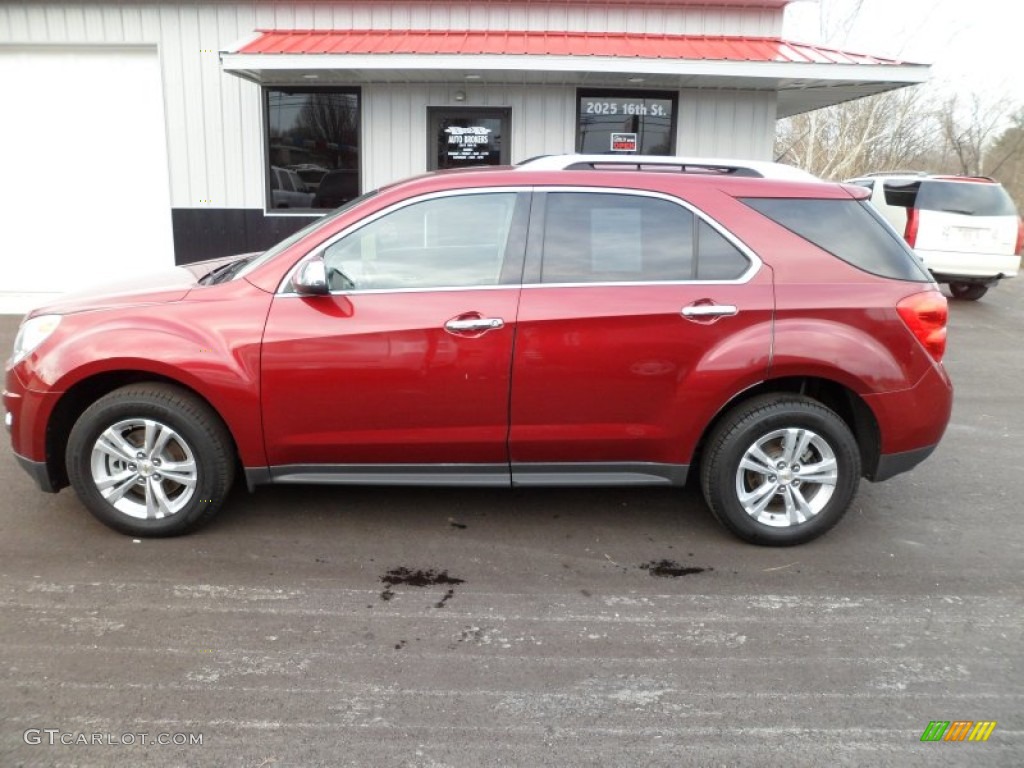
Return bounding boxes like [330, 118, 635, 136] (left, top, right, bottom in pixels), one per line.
[848, 173, 1023, 300]
[270, 166, 315, 209]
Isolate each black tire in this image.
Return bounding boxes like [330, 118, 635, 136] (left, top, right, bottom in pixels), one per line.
[66, 383, 235, 537]
[948, 281, 988, 301]
[700, 395, 860, 546]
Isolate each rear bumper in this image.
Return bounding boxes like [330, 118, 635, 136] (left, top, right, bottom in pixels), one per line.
[917, 248, 1021, 280]
[872, 444, 937, 482]
[863, 361, 952, 481]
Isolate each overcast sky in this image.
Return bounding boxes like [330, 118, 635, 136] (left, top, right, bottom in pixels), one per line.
[784, 0, 1021, 103]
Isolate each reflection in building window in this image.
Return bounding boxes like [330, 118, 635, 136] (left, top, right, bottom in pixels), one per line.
[265, 88, 361, 211]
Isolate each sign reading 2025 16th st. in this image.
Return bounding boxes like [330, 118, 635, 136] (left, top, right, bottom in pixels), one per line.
[583, 99, 669, 117]
[445, 126, 492, 162]
[611, 133, 638, 152]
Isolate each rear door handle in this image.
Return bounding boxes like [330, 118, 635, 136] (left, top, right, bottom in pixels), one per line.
[444, 317, 505, 333]
[681, 304, 738, 319]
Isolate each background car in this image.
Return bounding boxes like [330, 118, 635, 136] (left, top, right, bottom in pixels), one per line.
[270, 165, 315, 209]
[312, 168, 360, 209]
[848, 172, 1023, 300]
[291, 164, 330, 193]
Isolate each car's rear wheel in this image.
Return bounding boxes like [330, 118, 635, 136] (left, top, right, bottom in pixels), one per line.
[948, 281, 989, 301]
[700, 395, 860, 546]
[66, 384, 235, 537]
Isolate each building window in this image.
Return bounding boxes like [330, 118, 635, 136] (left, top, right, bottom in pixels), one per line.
[427, 107, 511, 171]
[576, 90, 677, 156]
[265, 87, 361, 212]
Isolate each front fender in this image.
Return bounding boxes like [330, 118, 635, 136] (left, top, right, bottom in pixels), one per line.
[18, 289, 272, 468]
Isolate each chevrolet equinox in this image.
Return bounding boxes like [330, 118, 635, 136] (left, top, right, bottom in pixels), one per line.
[4, 155, 953, 545]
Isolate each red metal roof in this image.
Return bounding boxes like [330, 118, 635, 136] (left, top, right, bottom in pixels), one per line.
[236, 30, 905, 66]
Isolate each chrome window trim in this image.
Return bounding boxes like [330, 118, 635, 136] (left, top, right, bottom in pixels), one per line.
[276, 185, 762, 296]
[521, 279, 752, 289]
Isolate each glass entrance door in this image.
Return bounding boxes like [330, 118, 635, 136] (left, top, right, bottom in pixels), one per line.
[428, 107, 511, 170]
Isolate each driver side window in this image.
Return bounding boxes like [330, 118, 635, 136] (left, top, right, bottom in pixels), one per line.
[323, 192, 518, 291]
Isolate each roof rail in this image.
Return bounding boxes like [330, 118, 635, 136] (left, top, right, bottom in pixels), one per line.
[930, 174, 997, 183]
[860, 170, 930, 177]
[516, 154, 818, 181]
[856, 171, 998, 183]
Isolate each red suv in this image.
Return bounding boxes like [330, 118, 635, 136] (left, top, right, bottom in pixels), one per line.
[3, 155, 952, 545]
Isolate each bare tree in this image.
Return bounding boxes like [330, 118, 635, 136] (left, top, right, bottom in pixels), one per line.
[775, 88, 936, 179]
[984, 109, 1024, 209]
[935, 93, 1008, 176]
[776, 0, 1021, 181]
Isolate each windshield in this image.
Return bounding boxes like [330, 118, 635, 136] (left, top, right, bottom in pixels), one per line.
[236, 190, 379, 279]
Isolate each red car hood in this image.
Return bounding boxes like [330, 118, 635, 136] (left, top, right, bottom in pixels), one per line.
[28, 254, 257, 317]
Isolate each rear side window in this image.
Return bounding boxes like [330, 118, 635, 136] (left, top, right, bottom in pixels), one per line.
[539, 192, 751, 284]
[541, 193, 694, 283]
[741, 197, 930, 282]
[885, 180, 1017, 217]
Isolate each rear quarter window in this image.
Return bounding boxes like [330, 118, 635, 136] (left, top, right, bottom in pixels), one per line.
[741, 197, 931, 282]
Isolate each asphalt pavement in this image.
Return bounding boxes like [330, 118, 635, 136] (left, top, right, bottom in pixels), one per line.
[1, 279, 1022, 767]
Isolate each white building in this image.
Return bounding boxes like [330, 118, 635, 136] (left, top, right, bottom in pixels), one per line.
[0, 0, 927, 302]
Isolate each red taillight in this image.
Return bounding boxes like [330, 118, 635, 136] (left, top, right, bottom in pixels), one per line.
[1015, 216, 1023, 256]
[904, 207, 919, 247]
[897, 291, 948, 363]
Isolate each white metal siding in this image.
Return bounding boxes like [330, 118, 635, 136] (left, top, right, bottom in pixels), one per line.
[363, 85, 776, 188]
[0, 2, 784, 209]
[678, 90, 777, 160]
[238, 2, 781, 34]
[363, 84, 579, 190]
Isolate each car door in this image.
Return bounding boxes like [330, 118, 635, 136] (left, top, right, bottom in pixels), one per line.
[509, 189, 773, 485]
[260, 189, 529, 483]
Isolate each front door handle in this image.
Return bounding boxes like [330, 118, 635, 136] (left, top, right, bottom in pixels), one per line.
[444, 316, 505, 334]
[681, 303, 739, 320]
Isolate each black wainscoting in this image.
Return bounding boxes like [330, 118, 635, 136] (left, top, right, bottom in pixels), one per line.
[171, 208, 320, 264]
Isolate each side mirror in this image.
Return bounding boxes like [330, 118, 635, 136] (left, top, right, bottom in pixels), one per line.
[293, 256, 330, 296]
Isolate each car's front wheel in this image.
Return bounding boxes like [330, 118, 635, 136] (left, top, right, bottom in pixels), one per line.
[66, 384, 235, 537]
[700, 395, 860, 546]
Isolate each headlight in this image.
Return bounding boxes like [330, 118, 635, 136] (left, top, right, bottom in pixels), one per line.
[11, 315, 61, 365]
